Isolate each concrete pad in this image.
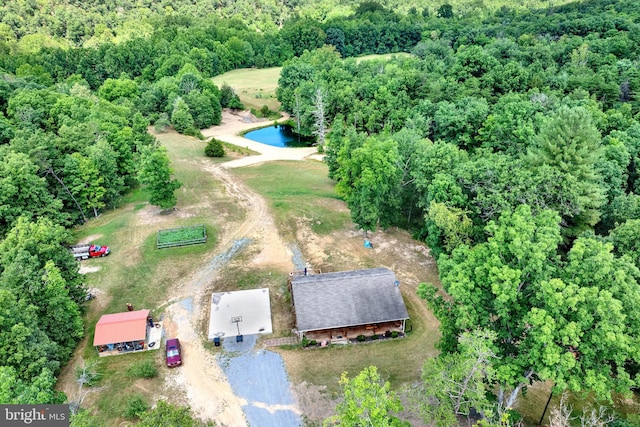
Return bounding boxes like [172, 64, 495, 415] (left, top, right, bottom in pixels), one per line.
[208, 289, 272, 340]
[147, 321, 163, 350]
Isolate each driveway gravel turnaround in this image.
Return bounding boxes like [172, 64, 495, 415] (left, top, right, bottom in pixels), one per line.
[218, 335, 302, 427]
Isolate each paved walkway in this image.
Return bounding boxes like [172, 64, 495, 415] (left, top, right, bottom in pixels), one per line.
[262, 337, 299, 347]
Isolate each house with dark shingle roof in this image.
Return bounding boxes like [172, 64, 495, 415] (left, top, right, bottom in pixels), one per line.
[289, 267, 409, 343]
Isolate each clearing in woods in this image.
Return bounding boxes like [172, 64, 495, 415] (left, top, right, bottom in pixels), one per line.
[212, 67, 282, 111]
[56, 106, 442, 426]
[55, 60, 614, 426]
[211, 53, 411, 112]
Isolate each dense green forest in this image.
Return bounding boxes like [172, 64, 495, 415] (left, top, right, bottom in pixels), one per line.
[1, 0, 640, 425]
[0, 0, 572, 47]
[278, 1, 640, 424]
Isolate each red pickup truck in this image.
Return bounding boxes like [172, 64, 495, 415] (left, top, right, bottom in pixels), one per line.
[70, 244, 110, 260]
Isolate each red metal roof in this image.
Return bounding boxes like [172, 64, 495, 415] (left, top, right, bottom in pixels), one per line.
[93, 309, 150, 346]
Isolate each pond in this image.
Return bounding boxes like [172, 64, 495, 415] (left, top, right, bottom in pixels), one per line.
[243, 124, 313, 148]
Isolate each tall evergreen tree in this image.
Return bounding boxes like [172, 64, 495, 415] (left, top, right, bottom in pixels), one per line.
[526, 106, 605, 237]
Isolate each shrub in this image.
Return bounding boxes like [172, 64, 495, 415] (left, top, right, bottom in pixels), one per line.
[302, 337, 318, 347]
[220, 83, 244, 109]
[371, 334, 379, 340]
[357, 335, 366, 342]
[391, 331, 399, 338]
[184, 126, 204, 140]
[127, 360, 158, 379]
[205, 138, 225, 157]
[123, 394, 149, 418]
[384, 330, 392, 338]
[154, 113, 170, 133]
[251, 105, 275, 118]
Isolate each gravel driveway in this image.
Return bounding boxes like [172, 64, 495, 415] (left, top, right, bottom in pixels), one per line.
[218, 335, 302, 427]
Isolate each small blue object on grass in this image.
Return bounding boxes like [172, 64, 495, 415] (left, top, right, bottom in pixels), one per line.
[364, 239, 373, 249]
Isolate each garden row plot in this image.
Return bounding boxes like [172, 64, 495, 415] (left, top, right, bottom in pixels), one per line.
[157, 224, 207, 249]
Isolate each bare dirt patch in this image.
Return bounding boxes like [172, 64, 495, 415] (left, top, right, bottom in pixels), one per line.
[290, 381, 336, 422]
[77, 234, 103, 244]
[202, 110, 269, 139]
[79, 265, 101, 274]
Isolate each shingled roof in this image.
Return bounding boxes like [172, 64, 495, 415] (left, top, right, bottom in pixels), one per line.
[291, 268, 409, 333]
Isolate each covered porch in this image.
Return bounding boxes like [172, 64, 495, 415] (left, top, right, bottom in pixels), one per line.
[301, 320, 405, 343]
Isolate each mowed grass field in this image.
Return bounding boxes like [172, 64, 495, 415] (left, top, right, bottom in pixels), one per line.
[212, 67, 282, 111]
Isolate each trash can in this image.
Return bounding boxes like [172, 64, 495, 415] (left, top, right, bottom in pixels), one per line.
[214, 337, 221, 347]
[236, 335, 243, 343]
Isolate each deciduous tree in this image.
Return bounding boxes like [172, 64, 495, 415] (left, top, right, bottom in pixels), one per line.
[0, 366, 64, 404]
[137, 145, 182, 210]
[422, 205, 640, 412]
[336, 136, 401, 234]
[63, 152, 105, 218]
[421, 329, 499, 426]
[0, 216, 84, 303]
[325, 366, 406, 427]
[0, 151, 63, 238]
[311, 87, 329, 147]
[170, 97, 195, 135]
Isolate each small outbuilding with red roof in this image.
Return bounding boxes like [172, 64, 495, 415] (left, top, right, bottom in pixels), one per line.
[93, 309, 153, 355]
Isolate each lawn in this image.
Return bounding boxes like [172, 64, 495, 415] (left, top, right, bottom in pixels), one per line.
[60, 130, 236, 426]
[230, 160, 350, 240]
[212, 67, 282, 112]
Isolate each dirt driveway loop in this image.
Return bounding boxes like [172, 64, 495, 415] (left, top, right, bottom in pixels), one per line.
[162, 111, 315, 427]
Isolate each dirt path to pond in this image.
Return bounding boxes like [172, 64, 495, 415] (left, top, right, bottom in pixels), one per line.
[156, 111, 319, 425]
[159, 149, 297, 425]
